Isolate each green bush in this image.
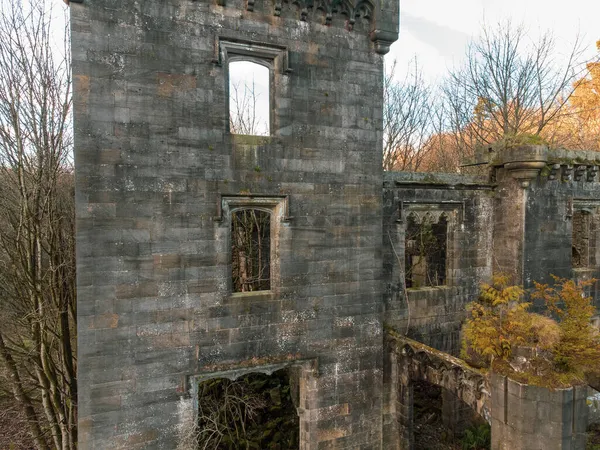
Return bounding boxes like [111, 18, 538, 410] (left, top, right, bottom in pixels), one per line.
[461, 424, 491, 450]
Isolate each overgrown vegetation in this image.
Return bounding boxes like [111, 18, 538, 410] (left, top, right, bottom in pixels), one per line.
[493, 133, 549, 149]
[405, 214, 447, 288]
[195, 370, 299, 450]
[588, 423, 600, 450]
[460, 424, 491, 450]
[412, 382, 490, 450]
[231, 209, 271, 292]
[461, 275, 600, 387]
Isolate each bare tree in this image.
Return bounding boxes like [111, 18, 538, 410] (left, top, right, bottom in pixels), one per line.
[196, 377, 267, 450]
[0, 1, 76, 449]
[229, 67, 269, 136]
[383, 60, 437, 171]
[232, 209, 270, 292]
[442, 21, 589, 158]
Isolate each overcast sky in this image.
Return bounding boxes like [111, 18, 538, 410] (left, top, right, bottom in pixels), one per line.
[389, 0, 600, 82]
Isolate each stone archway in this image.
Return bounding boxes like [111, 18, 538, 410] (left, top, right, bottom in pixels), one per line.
[384, 334, 490, 450]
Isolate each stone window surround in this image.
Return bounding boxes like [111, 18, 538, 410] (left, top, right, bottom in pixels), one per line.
[186, 358, 317, 423]
[216, 194, 291, 297]
[215, 37, 291, 136]
[399, 201, 463, 289]
[570, 199, 600, 272]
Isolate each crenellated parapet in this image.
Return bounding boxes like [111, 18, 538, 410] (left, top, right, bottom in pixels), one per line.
[66, 0, 398, 54]
[491, 145, 600, 188]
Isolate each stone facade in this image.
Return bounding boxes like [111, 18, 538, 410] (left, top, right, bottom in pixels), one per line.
[71, 0, 599, 448]
[491, 373, 589, 450]
[71, 0, 398, 448]
[382, 172, 494, 355]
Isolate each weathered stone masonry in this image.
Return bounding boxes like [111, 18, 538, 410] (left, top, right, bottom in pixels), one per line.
[71, 0, 600, 448]
[72, 0, 398, 448]
[382, 171, 494, 355]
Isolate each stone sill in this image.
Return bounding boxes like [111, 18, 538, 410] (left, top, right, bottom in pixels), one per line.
[406, 285, 451, 292]
[229, 290, 275, 302]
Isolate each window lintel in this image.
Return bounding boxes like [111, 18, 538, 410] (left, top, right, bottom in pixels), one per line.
[215, 194, 292, 223]
[399, 201, 463, 224]
[214, 37, 291, 74]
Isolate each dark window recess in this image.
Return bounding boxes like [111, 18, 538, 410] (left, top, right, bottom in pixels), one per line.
[405, 214, 448, 288]
[232, 209, 271, 292]
[572, 210, 593, 268]
[197, 369, 299, 449]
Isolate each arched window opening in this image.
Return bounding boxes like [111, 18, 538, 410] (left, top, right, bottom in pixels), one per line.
[232, 209, 271, 292]
[572, 210, 593, 268]
[405, 213, 447, 288]
[229, 61, 270, 136]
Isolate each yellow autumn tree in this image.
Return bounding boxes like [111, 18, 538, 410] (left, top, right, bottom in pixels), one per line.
[461, 274, 530, 365]
[463, 275, 600, 386]
[531, 277, 600, 378]
[549, 40, 600, 150]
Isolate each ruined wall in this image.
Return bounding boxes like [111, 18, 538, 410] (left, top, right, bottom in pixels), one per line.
[382, 148, 600, 354]
[490, 373, 589, 450]
[490, 147, 600, 309]
[382, 172, 494, 355]
[71, 0, 398, 447]
[523, 149, 600, 309]
[70, 0, 600, 445]
[383, 334, 491, 450]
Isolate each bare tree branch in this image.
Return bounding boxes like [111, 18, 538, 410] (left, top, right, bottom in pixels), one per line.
[0, 1, 76, 448]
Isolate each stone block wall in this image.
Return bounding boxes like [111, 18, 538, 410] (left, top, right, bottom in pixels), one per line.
[523, 149, 600, 309]
[490, 373, 589, 450]
[382, 172, 494, 355]
[492, 147, 600, 309]
[70, 0, 600, 445]
[71, 0, 398, 447]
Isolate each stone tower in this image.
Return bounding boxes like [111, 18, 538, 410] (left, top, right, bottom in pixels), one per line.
[71, 0, 398, 447]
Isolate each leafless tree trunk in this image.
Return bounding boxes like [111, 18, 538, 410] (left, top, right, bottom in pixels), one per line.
[232, 210, 270, 292]
[0, 1, 76, 449]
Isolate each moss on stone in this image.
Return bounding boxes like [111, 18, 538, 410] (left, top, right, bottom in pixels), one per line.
[494, 133, 549, 149]
[231, 134, 271, 146]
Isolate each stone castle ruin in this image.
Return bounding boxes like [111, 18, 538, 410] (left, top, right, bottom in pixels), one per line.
[70, 0, 599, 448]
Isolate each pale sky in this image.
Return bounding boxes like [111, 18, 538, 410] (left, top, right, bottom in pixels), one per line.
[389, 0, 600, 82]
[233, 0, 600, 133]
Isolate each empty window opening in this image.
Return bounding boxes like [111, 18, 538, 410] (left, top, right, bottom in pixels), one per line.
[229, 61, 270, 136]
[232, 209, 271, 292]
[572, 210, 593, 268]
[196, 369, 299, 449]
[405, 214, 448, 288]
